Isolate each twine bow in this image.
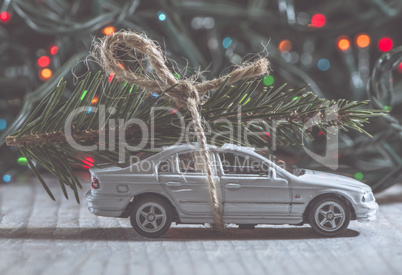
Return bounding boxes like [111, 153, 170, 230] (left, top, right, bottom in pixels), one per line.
[92, 31, 270, 230]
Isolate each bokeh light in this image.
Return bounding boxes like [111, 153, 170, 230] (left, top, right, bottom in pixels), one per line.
[317, 59, 330, 71]
[279, 40, 292, 52]
[17, 157, 28, 166]
[355, 34, 370, 48]
[50, 46, 58, 55]
[0, 118, 6, 130]
[3, 174, 11, 183]
[354, 172, 364, 180]
[39, 68, 52, 80]
[102, 26, 115, 36]
[158, 12, 166, 21]
[0, 11, 10, 23]
[337, 36, 351, 52]
[263, 75, 274, 86]
[378, 37, 393, 52]
[222, 37, 232, 49]
[37, 56, 50, 67]
[311, 14, 326, 28]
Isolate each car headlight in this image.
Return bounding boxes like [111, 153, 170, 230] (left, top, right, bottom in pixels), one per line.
[362, 192, 374, 203]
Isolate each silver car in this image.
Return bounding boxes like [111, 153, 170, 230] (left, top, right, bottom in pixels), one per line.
[86, 144, 378, 238]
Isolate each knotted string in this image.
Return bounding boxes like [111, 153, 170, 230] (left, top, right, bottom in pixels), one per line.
[92, 31, 270, 230]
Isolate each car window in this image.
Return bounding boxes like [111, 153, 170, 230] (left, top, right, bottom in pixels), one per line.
[178, 151, 205, 174]
[219, 152, 268, 176]
[158, 156, 175, 173]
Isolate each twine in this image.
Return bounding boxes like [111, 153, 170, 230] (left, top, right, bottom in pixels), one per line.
[101, 31, 270, 230]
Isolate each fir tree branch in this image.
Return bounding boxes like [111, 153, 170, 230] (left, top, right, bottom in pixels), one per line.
[5, 72, 385, 201]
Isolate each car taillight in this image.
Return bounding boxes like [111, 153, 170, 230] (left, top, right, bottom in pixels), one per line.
[91, 177, 99, 189]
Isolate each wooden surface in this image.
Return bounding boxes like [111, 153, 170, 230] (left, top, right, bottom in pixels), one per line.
[0, 173, 402, 275]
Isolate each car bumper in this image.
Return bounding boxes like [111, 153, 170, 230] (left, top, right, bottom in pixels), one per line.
[86, 190, 132, 217]
[355, 201, 379, 222]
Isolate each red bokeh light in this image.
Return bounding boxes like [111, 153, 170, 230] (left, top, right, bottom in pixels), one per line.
[108, 72, 115, 82]
[82, 157, 94, 169]
[50, 46, 58, 55]
[311, 14, 326, 28]
[37, 56, 50, 67]
[398, 62, 402, 73]
[0, 12, 10, 23]
[378, 38, 393, 52]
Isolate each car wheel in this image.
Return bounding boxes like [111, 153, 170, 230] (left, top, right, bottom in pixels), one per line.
[130, 196, 172, 238]
[309, 196, 351, 237]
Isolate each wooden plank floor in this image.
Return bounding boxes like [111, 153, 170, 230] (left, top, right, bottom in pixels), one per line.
[0, 172, 401, 275]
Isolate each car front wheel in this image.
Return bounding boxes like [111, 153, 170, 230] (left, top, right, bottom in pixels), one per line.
[309, 196, 351, 236]
[130, 196, 172, 238]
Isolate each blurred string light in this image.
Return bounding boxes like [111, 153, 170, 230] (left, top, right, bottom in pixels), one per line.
[158, 12, 166, 21]
[3, 174, 11, 183]
[0, 119, 6, 130]
[263, 75, 274, 85]
[49, 46, 58, 55]
[0, 11, 10, 23]
[108, 72, 115, 82]
[91, 95, 99, 104]
[222, 37, 232, 49]
[17, 157, 28, 165]
[82, 157, 94, 169]
[337, 36, 351, 52]
[355, 34, 371, 48]
[191, 17, 215, 29]
[378, 37, 393, 52]
[355, 172, 364, 180]
[39, 68, 52, 81]
[311, 14, 326, 28]
[279, 40, 292, 52]
[296, 12, 309, 25]
[317, 59, 330, 71]
[37, 56, 50, 67]
[102, 26, 115, 36]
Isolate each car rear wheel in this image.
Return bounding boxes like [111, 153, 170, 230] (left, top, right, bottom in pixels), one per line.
[130, 196, 172, 238]
[309, 196, 351, 236]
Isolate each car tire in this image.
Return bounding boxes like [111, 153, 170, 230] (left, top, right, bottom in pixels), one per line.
[308, 195, 351, 237]
[130, 196, 172, 238]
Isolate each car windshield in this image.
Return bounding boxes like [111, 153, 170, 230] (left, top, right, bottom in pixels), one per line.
[255, 149, 305, 176]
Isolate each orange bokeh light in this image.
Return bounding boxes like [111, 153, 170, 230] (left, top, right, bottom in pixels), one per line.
[103, 26, 115, 36]
[39, 68, 52, 80]
[91, 95, 99, 104]
[356, 34, 370, 48]
[337, 36, 351, 52]
[279, 40, 292, 52]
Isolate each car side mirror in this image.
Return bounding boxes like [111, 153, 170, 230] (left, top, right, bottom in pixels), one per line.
[268, 168, 276, 179]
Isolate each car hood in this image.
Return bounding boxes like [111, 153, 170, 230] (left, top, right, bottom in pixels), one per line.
[298, 169, 372, 192]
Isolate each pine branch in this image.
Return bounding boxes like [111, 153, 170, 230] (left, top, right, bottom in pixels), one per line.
[6, 72, 385, 201]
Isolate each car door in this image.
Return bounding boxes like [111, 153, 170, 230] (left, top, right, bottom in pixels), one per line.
[158, 150, 221, 215]
[219, 152, 291, 216]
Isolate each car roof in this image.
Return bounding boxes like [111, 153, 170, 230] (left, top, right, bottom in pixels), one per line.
[157, 143, 259, 159]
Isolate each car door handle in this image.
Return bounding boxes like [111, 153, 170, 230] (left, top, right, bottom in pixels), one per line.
[226, 183, 241, 190]
[165, 181, 182, 188]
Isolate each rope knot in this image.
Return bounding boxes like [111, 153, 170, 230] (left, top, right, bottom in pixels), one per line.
[170, 80, 199, 106]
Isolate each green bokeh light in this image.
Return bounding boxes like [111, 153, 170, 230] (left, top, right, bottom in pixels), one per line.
[354, 172, 363, 181]
[263, 75, 274, 86]
[18, 157, 28, 166]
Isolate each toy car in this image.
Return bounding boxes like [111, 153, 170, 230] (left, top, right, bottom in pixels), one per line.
[86, 144, 378, 238]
